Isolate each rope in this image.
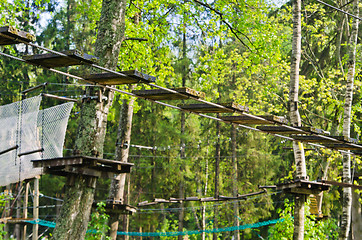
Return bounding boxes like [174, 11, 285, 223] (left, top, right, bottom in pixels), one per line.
[25, 218, 283, 236]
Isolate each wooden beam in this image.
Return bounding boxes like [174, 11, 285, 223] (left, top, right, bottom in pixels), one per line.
[83, 70, 156, 85]
[179, 102, 249, 113]
[220, 115, 287, 125]
[322, 180, 362, 190]
[133, 87, 205, 100]
[23, 49, 98, 68]
[323, 143, 362, 150]
[0, 26, 35, 45]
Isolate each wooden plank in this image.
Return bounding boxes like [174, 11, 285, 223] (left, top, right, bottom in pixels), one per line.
[0, 26, 35, 45]
[32, 157, 84, 168]
[179, 102, 249, 113]
[133, 87, 205, 100]
[323, 143, 362, 150]
[257, 126, 326, 135]
[220, 115, 287, 125]
[291, 135, 337, 143]
[23, 49, 98, 68]
[84, 70, 156, 85]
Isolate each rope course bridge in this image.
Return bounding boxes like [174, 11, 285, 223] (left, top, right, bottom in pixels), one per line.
[1, 26, 362, 159]
[0, 23, 360, 234]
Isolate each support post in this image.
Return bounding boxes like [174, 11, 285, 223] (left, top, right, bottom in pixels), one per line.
[22, 181, 29, 240]
[32, 176, 39, 240]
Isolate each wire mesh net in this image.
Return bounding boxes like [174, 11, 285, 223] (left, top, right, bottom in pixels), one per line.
[0, 96, 74, 186]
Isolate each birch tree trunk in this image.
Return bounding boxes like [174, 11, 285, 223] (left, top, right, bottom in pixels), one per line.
[289, 0, 307, 239]
[53, 0, 127, 239]
[340, 1, 359, 239]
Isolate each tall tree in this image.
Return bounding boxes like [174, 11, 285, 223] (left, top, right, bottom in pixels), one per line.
[52, 0, 127, 239]
[289, 0, 307, 239]
[340, 0, 359, 239]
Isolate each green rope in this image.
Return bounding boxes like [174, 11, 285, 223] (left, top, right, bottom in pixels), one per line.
[26, 218, 283, 237]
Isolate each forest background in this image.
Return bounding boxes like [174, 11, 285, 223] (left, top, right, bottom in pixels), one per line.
[0, 0, 361, 239]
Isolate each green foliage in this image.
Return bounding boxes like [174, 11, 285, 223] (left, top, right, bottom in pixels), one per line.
[85, 202, 111, 240]
[269, 199, 338, 239]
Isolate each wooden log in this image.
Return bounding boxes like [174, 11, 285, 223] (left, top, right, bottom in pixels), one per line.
[133, 87, 205, 100]
[83, 70, 156, 85]
[0, 26, 35, 45]
[179, 102, 249, 113]
[23, 49, 98, 68]
[220, 115, 287, 125]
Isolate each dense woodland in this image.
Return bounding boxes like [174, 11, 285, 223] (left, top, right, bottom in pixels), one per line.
[1, 0, 362, 239]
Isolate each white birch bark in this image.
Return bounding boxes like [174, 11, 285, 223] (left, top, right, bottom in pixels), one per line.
[340, 1, 359, 239]
[289, 0, 307, 239]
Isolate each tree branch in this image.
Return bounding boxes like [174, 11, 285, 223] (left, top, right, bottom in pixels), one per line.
[191, 0, 254, 51]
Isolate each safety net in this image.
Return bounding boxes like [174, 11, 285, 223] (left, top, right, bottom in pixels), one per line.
[0, 96, 74, 186]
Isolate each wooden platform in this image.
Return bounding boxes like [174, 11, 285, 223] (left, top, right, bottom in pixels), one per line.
[179, 102, 249, 113]
[291, 135, 357, 143]
[133, 87, 205, 100]
[31, 156, 133, 178]
[276, 180, 330, 195]
[257, 126, 327, 135]
[23, 50, 98, 68]
[0, 26, 35, 45]
[220, 115, 287, 125]
[83, 70, 156, 85]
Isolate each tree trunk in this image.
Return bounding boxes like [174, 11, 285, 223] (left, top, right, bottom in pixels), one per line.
[231, 125, 240, 240]
[53, 0, 127, 239]
[213, 118, 220, 240]
[340, 1, 359, 239]
[352, 189, 362, 239]
[109, 88, 136, 240]
[289, 0, 307, 239]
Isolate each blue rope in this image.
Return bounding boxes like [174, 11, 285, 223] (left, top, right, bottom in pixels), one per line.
[26, 218, 283, 237]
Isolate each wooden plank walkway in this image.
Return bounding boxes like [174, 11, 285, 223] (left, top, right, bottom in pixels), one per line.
[0, 26, 35, 45]
[220, 115, 287, 125]
[23, 50, 98, 68]
[83, 70, 156, 85]
[257, 126, 327, 135]
[179, 102, 249, 113]
[133, 87, 205, 100]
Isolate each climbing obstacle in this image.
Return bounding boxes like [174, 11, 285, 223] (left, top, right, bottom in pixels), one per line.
[179, 102, 249, 113]
[31, 155, 133, 179]
[133, 87, 205, 100]
[276, 179, 330, 195]
[83, 70, 156, 85]
[23, 50, 98, 68]
[220, 115, 287, 125]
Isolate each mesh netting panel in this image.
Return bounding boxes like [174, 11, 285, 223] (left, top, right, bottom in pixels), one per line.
[37, 102, 74, 159]
[0, 96, 41, 186]
[0, 97, 74, 186]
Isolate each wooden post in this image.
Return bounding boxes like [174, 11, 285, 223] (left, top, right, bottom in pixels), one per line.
[14, 183, 22, 240]
[4, 185, 11, 239]
[32, 176, 39, 240]
[22, 181, 29, 240]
